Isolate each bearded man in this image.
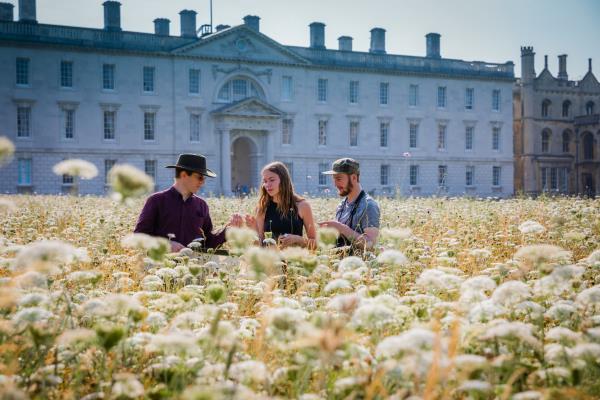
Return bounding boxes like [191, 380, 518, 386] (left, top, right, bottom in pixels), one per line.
[318, 158, 380, 249]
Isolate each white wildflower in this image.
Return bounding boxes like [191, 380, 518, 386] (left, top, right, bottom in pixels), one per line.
[12, 307, 53, 329]
[458, 380, 491, 393]
[18, 292, 49, 307]
[518, 220, 545, 234]
[111, 373, 144, 399]
[57, 328, 97, 347]
[326, 294, 360, 313]
[0, 136, 15, 164]
[481, 320, 540, 348]
[584, 249, 600, 267]
[461, 275, 497, 293]
[12, 240, 89, 274]
[512, 391, 542, 400]
[13, 271, 48, 289]
[52, 159, 98, 179]
[416, 268, 464, 294]
[454, 354, 487, 372]
[491, 281, 531, 307]
[108, 164, 154, 200]
[228, 360, 268, 385]
[243, 246, 281, 279]
[147, 332, 199, 355]
[268, 307, 308, 331]
[377, 250, 408, 267]
[546, 327, 581, 343]
[375, 328, 436, 358]
[141, 275, 164, 291]
[338, 256, 366, 273]
[576, 285, 600, 308]
[324, 279, 352, 293]
[227, 228, 259, 255]
[351, 303, 395, 330]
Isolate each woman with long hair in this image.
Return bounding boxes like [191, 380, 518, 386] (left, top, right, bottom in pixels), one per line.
[246, 161, 316, 249]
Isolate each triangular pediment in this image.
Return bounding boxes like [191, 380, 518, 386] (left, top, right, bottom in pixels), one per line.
[580, 71, 600, 90]
[211, 97, 284, 118]
[172, 25, 310, 65]
[536, 68, 556, 83]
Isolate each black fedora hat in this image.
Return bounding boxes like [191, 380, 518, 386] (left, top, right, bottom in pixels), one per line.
[165, 154, 217, 178]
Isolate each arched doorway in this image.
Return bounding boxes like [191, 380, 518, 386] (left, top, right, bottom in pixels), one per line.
[231, 136, 258, 195]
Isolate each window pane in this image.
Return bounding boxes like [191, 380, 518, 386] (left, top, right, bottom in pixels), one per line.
[190, 114, 200, 142]
[103, 64, 115, 90]
[60, 61, 73, 88]
[465, 88, 474, 110]
[438, 165, 447, 186]
[189, 69, 200, 94]
[282, 119, 293, 145]
[18, 158, 32, 185]
[144, 112, 155, 141]
[104, 111, 115, 140]
[409, 123, 418, 148]
[437, 125, 446, 150]
[143, 66, 155, 92]
[318, 78, 328, 102]
[349, 121, 359, 147]
[465, 126, 474, 150]
[318, 120, 327, 146]
[410, 165, 418, 186]
[380, 165, 389, 185]
[104, 160, 116, 184]
[493, 127, 501, 150]
[409, 84, 418, 106]
[493, 166, 501, 186]
[144, 160, 156, 180]
[466, 166, 474, 186]
[16, 58, 29, 85]
[379, 82, 389, 105]
[17, 107, 31, 138]
[349, 81, 359, 104]
[282, 76, 293, 101]
[492, 89, 500, 111]
[437, 86, 446, 108]
[64, 109, 74, 139]
[318, 163, 328, 185]
[380, 122, 389, 147]
[232, 79, 247, 101]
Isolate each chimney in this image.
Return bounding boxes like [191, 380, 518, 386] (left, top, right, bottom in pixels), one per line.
[589, 58, 593, 73]
[426, 33, 441, 58]
[520, 46, 536, 82]
[18, 0, 36, 23]
[544, 55, 548, 70]
[309, 22, 325, 49]
[153, 18, 170, 36]
[0, 2, 14, 21]
[216, 24, 230, 32]
[338, 36, 353, 51]
[179, 10, 197, 38]
[103, 1, 121, 32]
[369, 28, 386, 54]
[558, 54, 568, 80]
[243, 15, 260, 32]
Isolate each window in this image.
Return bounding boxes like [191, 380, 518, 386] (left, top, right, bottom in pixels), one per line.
[410, 165, 419, 186]
[17, 107, 31, 138]
[550, 168, 558, 191]
[437, 124, 447, 150]
[281, 76, 293, 101]
[63, 109, 74, 140]
[465, 88, 474, 110]
[466, 166, 475, 186]
[492, 127, 501, 151]
[379, 82, 389, 105]
[143, 66, 155, 92]
[144, 112, 155, 141]
[104, 159, 116, 184]
[60, 61, 73, 88]
[541, 99, 551, 118]
[318, 120, 327, 146]
[103, 64, 115, 90]
[17, 158, 32, 185]
[317, 78, 328, 102]
[318, 163, 328, 185]
[218, 77, 264, 103]
[190, 114, 200, 142]
[465, 126, 474, 150]
[562, 131, 570, 153]
[409, 84, 419, 106]
[492, 89, 500, 111]
[349, 81, 359, 104]
[559, 168, 568, 193]
[562, 100, 571, 118]
[493, 166, 501, 186]
[380, 165, 389, 186]
[438, 165, 448, 187]
[541, 168, 548, 191]
[103, 111, 115, 140]
[62, 174, 74, 185]
[282, 118, 293, 145]
[586, 101, 595, 115]
[349, 121, 359, 147]
[437, 86, 447, 108]
[409, 123, 419, 148]
[16, 58, 29, 85]
[144, 160, 156, 181]
[189, 69, 200, 94]
[380, 121, 389, 147]
[583, 133, 594, 160]
[541, 130, 551, 153]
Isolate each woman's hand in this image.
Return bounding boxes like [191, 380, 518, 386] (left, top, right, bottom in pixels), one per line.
[244, 214, 258, 230]
[278, 233, 303, 248]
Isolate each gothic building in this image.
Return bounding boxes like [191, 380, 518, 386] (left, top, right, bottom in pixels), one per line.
[514, 47, 600, 196]
[1, 0, 515, 196]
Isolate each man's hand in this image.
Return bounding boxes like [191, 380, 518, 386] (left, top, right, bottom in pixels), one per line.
[318, 220, 345, 232]
[170, 240, 185, 252]
[227, 213, 244, 228]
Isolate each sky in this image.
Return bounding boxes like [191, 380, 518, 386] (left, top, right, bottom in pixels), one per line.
[7, 0, 600, 80]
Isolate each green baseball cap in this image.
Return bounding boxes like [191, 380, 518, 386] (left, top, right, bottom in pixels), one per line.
[321, 158, 360, 175]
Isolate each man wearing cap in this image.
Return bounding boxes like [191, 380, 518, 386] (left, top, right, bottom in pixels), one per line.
[134, 154, 243, 252]
[319, 158, 380, 250]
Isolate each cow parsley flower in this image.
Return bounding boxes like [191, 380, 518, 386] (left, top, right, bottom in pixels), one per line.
[324, 279, 352, 293]
[377, 250, 408, 267]
[108, 164, 154, 200]
[228, 360, 268, 386]
[338, 256, 366, 273]
[12, 240, 89, 274]
[491, 280, 531, 307]
[0, 136, 15, 164]
[226, 228, 258, 255]
[111, 373, 144, 399]
[375, 328, 436, 358]
[52, 159, 98, 179]
[518, 220, 545, 234]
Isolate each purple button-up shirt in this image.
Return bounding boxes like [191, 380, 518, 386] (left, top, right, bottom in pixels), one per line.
[134, 186, 226, 248]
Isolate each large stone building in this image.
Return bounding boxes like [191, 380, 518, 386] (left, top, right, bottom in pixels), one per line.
[514, 47, 600, 196]
[1, 0, 515, 197]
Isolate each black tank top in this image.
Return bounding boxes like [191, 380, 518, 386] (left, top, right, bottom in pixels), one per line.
[264, 201, 304, 240]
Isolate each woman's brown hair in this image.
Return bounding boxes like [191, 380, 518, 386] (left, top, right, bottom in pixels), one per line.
[257, 161, 303, 217]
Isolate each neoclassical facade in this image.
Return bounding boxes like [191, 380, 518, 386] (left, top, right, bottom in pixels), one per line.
[1, 0, 515, 196]
[514, 47, 600, 196]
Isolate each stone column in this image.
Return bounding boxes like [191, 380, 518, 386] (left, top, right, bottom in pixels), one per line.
[220, 129, 232, 196]
[265, 130, 274, 164]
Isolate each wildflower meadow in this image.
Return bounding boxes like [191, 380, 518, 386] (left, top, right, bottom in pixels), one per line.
[1, 149, 600, 399]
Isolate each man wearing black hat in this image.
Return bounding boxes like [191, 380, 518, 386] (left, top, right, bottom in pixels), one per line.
[318, 158, 380, 250]
[134, 154, 243, 252]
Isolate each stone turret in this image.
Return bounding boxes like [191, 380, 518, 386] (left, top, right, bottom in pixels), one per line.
[558, 54, 568, 80]
[520, 46, 536, 82]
